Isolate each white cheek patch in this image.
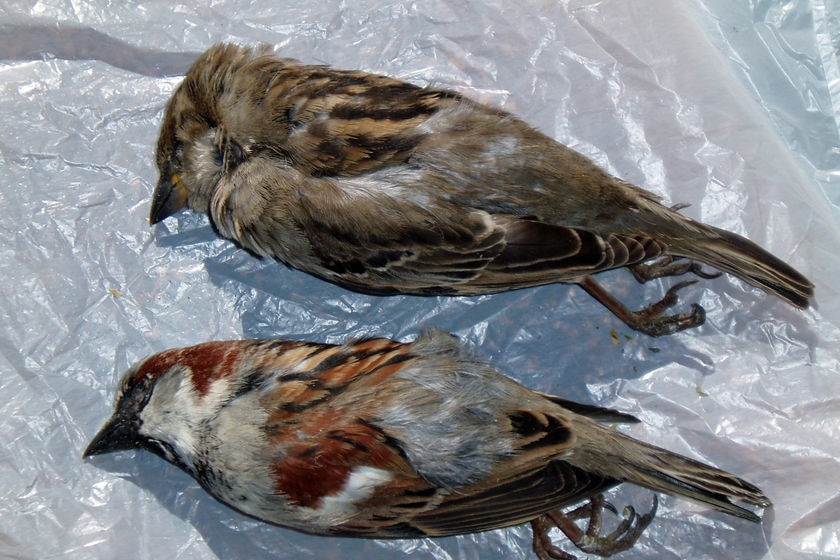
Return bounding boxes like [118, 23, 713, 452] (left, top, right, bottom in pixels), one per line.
[307, 466, 393, 525]
[140, 372, 235, 458]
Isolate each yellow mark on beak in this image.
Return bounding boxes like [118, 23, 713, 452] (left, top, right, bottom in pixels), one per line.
[149, 172, 191, 224]
[171, 173, 188, 193]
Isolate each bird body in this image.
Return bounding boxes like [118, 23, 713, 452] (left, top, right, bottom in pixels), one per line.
[151, 44, 812, 335]
[85, 329, 769, 548]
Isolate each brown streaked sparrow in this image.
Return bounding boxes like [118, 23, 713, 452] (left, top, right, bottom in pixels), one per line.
[149, 43, 813, 337]
[84, 329, 770, 559]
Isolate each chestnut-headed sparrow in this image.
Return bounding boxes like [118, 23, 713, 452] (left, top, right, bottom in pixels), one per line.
[85, 329, 769, 559]
[149, 43, 812, 337]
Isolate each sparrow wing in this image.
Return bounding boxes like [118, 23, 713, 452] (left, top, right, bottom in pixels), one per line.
[214, 159, 666, 294]
[344, 407, 619, 538]
[297, 197, 667, 293]
[410, 461, 617, 536]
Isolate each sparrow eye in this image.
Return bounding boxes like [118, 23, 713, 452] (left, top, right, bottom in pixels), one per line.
[211, 144, 224, 168]
[139, 436, 183, 468]
[125, 374, 156, 412]
[171, 139, 185, 165]
[213, 137, 245, 172]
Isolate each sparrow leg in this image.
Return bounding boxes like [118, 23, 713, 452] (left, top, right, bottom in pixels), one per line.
[530, 494, 658, 560]
[629, 255, 722, 283]
[579, 276, 706, 337]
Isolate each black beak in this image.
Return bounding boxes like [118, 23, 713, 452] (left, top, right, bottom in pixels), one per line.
[149, 173, 189, 224]
[83, 414, 143, 458]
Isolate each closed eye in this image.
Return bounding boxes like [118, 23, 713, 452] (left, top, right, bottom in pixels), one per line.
[142, 436, 180, 465]
[162, 138, 184, 170]
[212, 143, 224, 168]
[213, 135, 245, 172]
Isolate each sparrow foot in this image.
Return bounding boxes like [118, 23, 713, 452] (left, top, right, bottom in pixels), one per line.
[530, 494, 658, 560]
[630, 255, 722, 283]
[579, 276, 706, 337]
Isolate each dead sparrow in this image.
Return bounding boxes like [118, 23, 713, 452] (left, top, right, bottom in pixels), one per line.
[84, 329, 769, 559]
[149, 43, 813, 337]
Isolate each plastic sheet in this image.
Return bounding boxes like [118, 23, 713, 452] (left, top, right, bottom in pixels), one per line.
[2, 1, 839, 558]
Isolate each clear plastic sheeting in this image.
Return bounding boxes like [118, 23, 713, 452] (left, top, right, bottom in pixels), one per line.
[1, 1, 838, 559]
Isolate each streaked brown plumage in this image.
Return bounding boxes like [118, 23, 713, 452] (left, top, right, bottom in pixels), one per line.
[84, 329, 770, 559]
[150, 43, 813, 336]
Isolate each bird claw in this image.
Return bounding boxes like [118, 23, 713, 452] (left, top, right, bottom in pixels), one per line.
[530, 494, 659, 560]
[629, 281, 707, 336]
[624, 256, 718, 335]
[579, 276, 706, 337]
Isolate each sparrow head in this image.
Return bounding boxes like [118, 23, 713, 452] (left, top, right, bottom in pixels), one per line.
[83, 342, 246, 471]
[82, 360, 187, 468]
[150, 44, 258, 225]
[150, 79, 217, 225]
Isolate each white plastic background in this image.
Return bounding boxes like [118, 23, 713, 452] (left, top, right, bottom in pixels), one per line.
[1, 1, 839, 559]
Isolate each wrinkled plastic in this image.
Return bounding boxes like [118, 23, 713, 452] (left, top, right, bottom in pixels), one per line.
[1, 1, 839, 559]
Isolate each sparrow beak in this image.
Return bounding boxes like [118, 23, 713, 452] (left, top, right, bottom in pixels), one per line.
[83, 414, 143, 458]
[149, 173, 189, 225]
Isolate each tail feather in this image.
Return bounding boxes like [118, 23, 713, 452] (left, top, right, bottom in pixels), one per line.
[575, 421, 771, 522]
[618, 440, 771, 522]
[670, 223, 813, 309]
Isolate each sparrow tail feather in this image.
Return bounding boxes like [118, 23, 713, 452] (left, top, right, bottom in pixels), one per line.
[575, 421, 771, 522]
